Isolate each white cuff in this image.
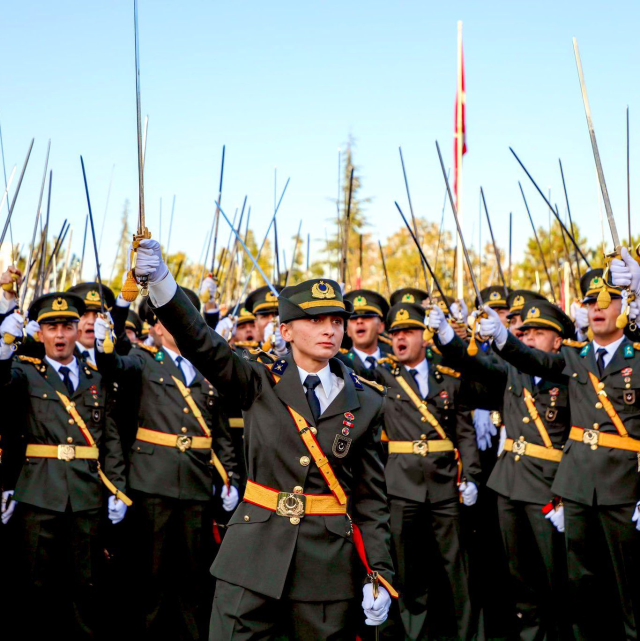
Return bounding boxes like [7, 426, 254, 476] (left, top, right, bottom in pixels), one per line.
[148, 271, 178, 308]
[494, 325, 508, 350]
[0, 295, 17, 315]
[438, 322, 455, 345]
[115, 294, 131, 308]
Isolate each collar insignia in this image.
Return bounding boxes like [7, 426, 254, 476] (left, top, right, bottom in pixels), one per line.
[350, 371, 363, 390]
[625, 344, 634, 358]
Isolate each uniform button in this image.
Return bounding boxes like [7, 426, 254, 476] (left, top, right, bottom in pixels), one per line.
[522, 417, 530, 423]
[181, 427, 187, 434]
[519, 436, 525, 441]
[136, 446, 141, 451]
[300, 456, 310, 467]
[94, 402, 99, 407]
[244, 515, 250, 522]
[159, 378, 164, 383]
[595, 402, 603, 409]
[209, 391, 214, 396]
[67, 437, 73, 444]
[593, 423, 599, 430]
[550, 401, 556, 407]
[290, 517, 300, 525]
[310, 427, 317, 435]
[396, 394, 401, 399]
[421, 417, 427, 423]
[42, 393, 47, 398]
[420, 434, 427, 440]
[572, 373, 578, 378]
[68, 419, 74, 425]
[293, 486, 303, 494]
[183, 408, 189, 414]
[598, 382, 605, 390]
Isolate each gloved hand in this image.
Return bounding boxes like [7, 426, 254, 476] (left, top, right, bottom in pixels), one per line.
[632, 502, 640, 531]
[264, 321, 287, 356]
[610, 247, 640, 295]
[200, 275, 217, 300]
[450, 299, 468, 323]
[215, 316, 236, 339]
[221, 484, 239, 512]
[130, 238, 169, 284]
[0, 311, 25, 340]
[630, 299, 640, 321]
[545, 504, 565, 533]
[107, 495, 127, 525]
[479, 305, 508, 348]
[459, 481, 478, 506]
[1, 490, 16, 525]
[473, 409, 497, 451]
[115, 293, 130, 308]
[25, 320, 41, 338]
[428, 305, 454, 345]
[93, 314, 113, 353]
[362, 583, 391, 626]
[574, 305, 589, 331]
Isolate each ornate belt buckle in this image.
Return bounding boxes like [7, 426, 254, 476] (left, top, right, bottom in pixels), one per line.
[276, 492, 306, 518]
[582, 429, 599, 450]
[176, 435, 192, 452]
[512, 439, 526, 456]
[57, 444, 76, 461]
[413, 441, 429, 457]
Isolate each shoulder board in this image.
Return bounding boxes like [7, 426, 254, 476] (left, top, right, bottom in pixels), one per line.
[134, 342, 159, 355]
[270, 358, 288, 376]
[377, 356, 398, 366]
[431, 344, 442, 356]
[378, 334, 392, 346]
[635, 343, 640, 351]
[85, 360, 97, 371]
[249, 348, 277, 363]
[339, 348, 349, 354]
[17, 355, 42, 365]
[235, 341, 260, 349]
[436, 364, 461, 379]
[355, 375, 386, 395]
[563, 339, 587, 348]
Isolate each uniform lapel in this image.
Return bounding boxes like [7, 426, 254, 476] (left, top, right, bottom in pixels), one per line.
[400, 364, 423, 399]
[602, 338, 632, 379]
[583, 343, 600, 378]
[273, 354, 316, 426]
[41, 359, 76, 398]
[321, 359, 361, 420]
[73, 360, 96, 398]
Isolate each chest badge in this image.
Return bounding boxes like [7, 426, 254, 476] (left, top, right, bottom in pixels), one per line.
[622, 367, 633, 377]
[343, 412, 355, 433]
[624, 390, 636, 405]
[545, 409, 558, 422]
[439, 390, 449, 399]
[332, 434, 352, 458]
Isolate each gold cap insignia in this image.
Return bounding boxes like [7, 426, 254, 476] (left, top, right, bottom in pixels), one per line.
[589, 276, 603, 290]
[513, 295, 525, 307]
[490, 291, 500, 301]
[311, 281, 335, 299]
[86, 290, 101, 303]
[354, 295, 367, 308]
[52, 297, 69, 312]
[394, 309, 410, 323]
[265, 292, 278, 302]
[526, 307, 541, 319]
[239, 308, 251, 317]
[438, 301, 447, 311]
[402, 294, 415, 303]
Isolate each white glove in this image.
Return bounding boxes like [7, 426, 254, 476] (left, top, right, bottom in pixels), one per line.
[479, 305, 508, 348]
[221, 484, 239, 512]
[93, 314, 113, 353]
[632, 502, 640, 531]
[428, 305, 454, 345]
[107, 495, 127, 524]
[1, 490, 15, 525]
[115, 293, 130, 308]
[362, 583, 391, 626]
[545, 504, 565, 533]
[473, 409, 497, 451]
[450, 299, 468, 323]
[0, 311, 25, 340]
[630, 299, 640, 321]
[610, 247, 640, 295]
[200, 276, 217, 300]
[130, 238, 169, 284]
[459, 481, 478, 507]
[497, 425, 507, 456]
[25, 320, 41, 338]
[264, 322, 287, 356]
[574, 306, 589, 331]
[215, 316, 236, 338]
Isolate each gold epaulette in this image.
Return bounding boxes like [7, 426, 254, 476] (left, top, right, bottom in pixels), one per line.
[18, 356, 42, 365]
[378, 334, 392, 346]
[85, 361, 97, 371]
[563, 339, 587, 348]
[634, 343, 640, 351]
[249, 348, 277, 362]
[356, 376, 386, 395]
[431, 344, 442, 355]
[234, 341, 260, 349]
[134, 342, 159, 355]
[339, 348, 349, 354]
[436, 364, 461, 379]
[377, 355, 398, 366]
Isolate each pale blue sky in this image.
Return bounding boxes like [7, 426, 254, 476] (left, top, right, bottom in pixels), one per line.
[1, 1, 638, 279]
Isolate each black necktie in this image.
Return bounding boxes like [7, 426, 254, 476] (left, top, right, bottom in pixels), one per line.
[59, 366, 75, 395]
[408, 369, 421, 395]
[176, 356, 187, 385]
[81, 350, 90, 362]
[365, 356, 377, 370]
[303, 375, 322, 424]
[596, 348, 607, 378]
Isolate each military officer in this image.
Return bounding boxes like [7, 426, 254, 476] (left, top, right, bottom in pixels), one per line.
[94, 286, 239, 639]
[375, 301, 481, 640]
[390, 287, 430, 308]
[337, 289, 391, 379]
[506, 289, 548, 338]
[479, 262, 640, 639]
[133, 238, 396, 640]
[0, 292, 128, 639]
[431, 298, 574, 639]
[245, 284, 284, 338]
[125, 309, 143, 344]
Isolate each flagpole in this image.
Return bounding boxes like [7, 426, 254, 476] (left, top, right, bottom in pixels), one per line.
[455, 21, 464, 300]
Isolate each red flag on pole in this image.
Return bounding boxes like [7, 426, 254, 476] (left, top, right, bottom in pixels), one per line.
[454, 36, 467, 205]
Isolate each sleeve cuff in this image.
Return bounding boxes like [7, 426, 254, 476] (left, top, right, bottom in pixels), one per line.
[149, 272, 178, 308]
[0, 295, 17, 315]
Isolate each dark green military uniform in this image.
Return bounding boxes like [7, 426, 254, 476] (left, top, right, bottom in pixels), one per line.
[438, 300, 575, 639]
[1, 292, 127, 639]
[494, 274, 640, 639]
[375, 302, 481, 640]
[150, 279, 395, 640]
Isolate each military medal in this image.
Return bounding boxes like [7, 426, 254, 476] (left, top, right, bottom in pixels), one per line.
[332, 434, 352, 458]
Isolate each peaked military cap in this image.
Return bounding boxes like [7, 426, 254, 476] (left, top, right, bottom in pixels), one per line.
[279, 279, 353, 323]
[478, 285, 511, 310]
[236, 307, 257, 326]
[126, 309, 143, 337]
[345, 289, 389, 319]
[519, 299, 575, 340]
[390, 288, 429, 307]
[580, 268, 622, 303]
[29, 292, 85, 325]
[507, 289, 547, 319]
[138, 297, 157, 327]
[67, 282, 115, 312]
[386, 302, 426, 333]
[431, 294, 454, 314]
[245, 285, 283, 315]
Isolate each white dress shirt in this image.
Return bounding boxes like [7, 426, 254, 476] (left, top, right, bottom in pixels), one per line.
[592, 336, 626, 370]
[46, 356, 80, 392]
[297, 363, 344, 414]
[353, 346, 381, 369]
[163, 345, 196, 386]
[405, 358, 429, 398]
[76, 342, 96, 366]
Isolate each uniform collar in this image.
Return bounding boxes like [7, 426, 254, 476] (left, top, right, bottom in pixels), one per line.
[405, 357, 429, 379]
[297, 362, 335, 400]
[45, 355, 79, 377]
[352, 346, 381, 364]
[592, 335, 625, 360]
